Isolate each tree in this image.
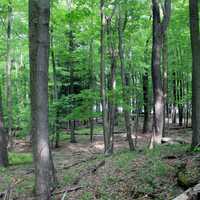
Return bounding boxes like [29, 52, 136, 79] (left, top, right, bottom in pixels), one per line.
[118, 6, 135, 151]
[5, 0, 13, 144]
[151, 0, 171, 145]
[100, 0, 112, 154]
[0, 86, 8, 167]
[29, 0, 56, 199]
[189, 0, 200, 148]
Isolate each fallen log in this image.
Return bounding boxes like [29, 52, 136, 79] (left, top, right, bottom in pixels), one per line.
[173, 183, 200, 200]
[161, 137, 189, 145]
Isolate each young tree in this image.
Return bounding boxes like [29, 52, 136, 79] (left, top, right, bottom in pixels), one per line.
[100, 0, 112, 154]
[118, 8, 135, 151]
[6, 0, 13, 143]
[189, 0, 200, 148]
[151, 0, 171, 144]
[29, 0, 56, 198]
[143, 38, 151, 134]
[0, 87, 9, 167]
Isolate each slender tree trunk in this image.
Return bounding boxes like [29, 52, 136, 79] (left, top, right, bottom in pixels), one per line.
[6, 1, 13, 145]
[118, 11, 135, 151]
[29, 0, 56, 199]
[172, 71, 177, 124]
[106, 16, 117, 153]
[178, 75, 183, 126]
[69, 29, 76, 143]
[186, 79, 190, 128]
[0, 86, 8, 167]
[162, 33, 168, 136]
[143, 39, 150, 133]
[189, 0, 200, 148]
[143, 70, 149, 133]
[50, 28, 59, 148]
[100, 0, 112, 154]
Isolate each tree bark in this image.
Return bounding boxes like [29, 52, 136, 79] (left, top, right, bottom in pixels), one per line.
[5, 1, 13, 145]
[106, 15, 117, 153]
[151, 0, 171, 144]
[100, 0, 112, 154]
[172, 71, 177, 124]
[162, 33, 168, 136]
[189, 0, 200, 148]
[50, 27, 60, 148]
[0, 86, 8, 167]
[29, 0, 56, 199]
[118, 10, 135, 151]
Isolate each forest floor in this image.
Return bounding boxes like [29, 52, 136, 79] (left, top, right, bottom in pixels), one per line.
[0, 125, 200, 200]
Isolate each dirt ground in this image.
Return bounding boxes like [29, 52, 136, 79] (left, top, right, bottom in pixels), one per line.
[0, 126, 197, 200]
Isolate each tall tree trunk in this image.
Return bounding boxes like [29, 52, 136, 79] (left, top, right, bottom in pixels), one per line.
[6, 1, 13, 144]
[50, 27, 59, 148]
[67, 0, 76, 143]
[89, 40, 94, 143]
[189, 0, 200, 148]
[106, 16, 117, 153]
[151, 0, 171, 145]
[29, 0, 56, 199]
[143, 70, 150, 133]
[178, 75, 183, 126]
[162, 33, 168, 136]
[172, 71, 177, 124]
[118, 10, 135, 151]
[100, 0, 111, 154]
[0, 86, 8, 167]
[143, 38, 150, 133]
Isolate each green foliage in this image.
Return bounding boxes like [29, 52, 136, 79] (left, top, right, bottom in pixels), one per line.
[80, 192, 93, 200]
[9, 152, 33, 165]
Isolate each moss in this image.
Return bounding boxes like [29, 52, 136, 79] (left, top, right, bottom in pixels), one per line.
[177, 167, 200, 189]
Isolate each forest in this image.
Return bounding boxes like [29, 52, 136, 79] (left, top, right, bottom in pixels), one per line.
[0, 0, 200, 199]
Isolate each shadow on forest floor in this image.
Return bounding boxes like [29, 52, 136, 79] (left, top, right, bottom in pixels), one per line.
[0, 125, 197, 200]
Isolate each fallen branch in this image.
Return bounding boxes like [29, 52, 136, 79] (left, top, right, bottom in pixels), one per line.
[73, 160, 106, 185]
[63, 156, 97, 170]
[173, 182, 200, 200]
[52, 186, 83, 196]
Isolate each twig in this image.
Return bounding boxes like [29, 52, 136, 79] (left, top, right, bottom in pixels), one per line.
[63, 156, 97, 170]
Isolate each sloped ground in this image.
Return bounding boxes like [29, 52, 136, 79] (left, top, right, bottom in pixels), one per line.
[0, 127, 198, 200]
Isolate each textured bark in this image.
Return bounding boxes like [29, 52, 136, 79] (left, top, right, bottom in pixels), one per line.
[67, 0, 77, 144]
[189, 0, 200, 148]
[89, 117, 94, 143]
[172, 71, 177, 124]
[106, 16, 117, 153]
[50, 27, 59, 148]
[178, 76, 183, 126]
[100, 0, 112, 154]
[69, 30, 76, 143]
[173, 182, 200, 200]
[89, 40, 94, 143]
[118, 11, 135, 151]
[151, 0, 171, 144]
[0, 87, 8, 167]
[143, 38, 150, 133]
[162, 33, 168, 136]
[143, 71, 150, 133]
[29, 0, 56, 199]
